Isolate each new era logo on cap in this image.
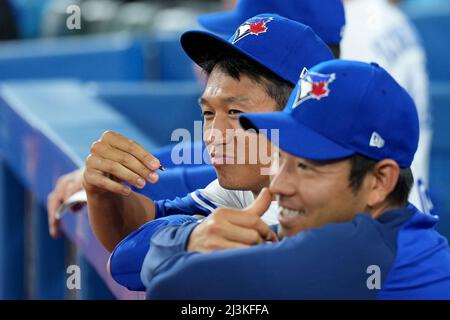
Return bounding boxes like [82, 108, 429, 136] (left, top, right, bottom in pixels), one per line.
[293, 68, 336, 109]
[231, 16, 273, 44]
[370, 132, 385, 149]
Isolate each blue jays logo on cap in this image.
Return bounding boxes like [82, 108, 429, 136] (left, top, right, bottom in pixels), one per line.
[231, 16, 273, 44]
[293, 68, 336, 109]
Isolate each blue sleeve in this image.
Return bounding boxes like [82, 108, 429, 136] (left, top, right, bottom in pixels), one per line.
[109, 215, 199, 291]
[132, 165, 217, 201]
[154, 191, 215, 219]
[141, 215, 397, 300]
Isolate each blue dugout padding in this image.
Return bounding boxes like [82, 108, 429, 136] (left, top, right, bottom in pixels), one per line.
[0, 34, 147, 82]
[91, 81, 203, 146]
[149, 33, 197, 81]
[0, 80, 215, 299]
[29, 196, 66, 299]
[0, 81, 154, 299]
[0, 33, 195, 83]
[0, 159, 25, 299]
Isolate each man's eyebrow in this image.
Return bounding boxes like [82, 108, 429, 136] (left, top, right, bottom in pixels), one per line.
[198, 96, 249, 107]
[198, 97, 208, 107]
[223, 96, 249, 104]
[304, 158, 340, 167]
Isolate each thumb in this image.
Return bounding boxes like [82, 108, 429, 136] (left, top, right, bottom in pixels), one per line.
[244, 187, 273, 217]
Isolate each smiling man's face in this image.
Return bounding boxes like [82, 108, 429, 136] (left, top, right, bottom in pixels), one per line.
[270, 150, 371, 237]
[200, 65, 279, 193]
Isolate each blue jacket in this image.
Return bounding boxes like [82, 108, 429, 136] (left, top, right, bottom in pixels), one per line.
[138, 205, 450, 299]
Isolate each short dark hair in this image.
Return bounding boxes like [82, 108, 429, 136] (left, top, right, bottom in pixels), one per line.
[199, 42, 339, 109]
[348, 154, 413, 206]
[200, 50, 294, 110]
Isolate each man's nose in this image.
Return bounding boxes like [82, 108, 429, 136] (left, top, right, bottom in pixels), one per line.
[205, 118, 230, 145]
[269, 164, 296, 198]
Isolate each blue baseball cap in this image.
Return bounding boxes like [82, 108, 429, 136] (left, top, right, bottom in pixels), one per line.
[198, 0, 345, 45]
[239, 60, 419, 168]
[181, 14, 334, 85]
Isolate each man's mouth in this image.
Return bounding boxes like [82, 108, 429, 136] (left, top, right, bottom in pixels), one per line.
[211, 155, 235, 165]
[209, 149, 235, 165]
[278, 206, 307, 232]
[279, 206, 305, 218]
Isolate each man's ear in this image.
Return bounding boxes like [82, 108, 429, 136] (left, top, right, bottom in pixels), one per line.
[366, 159, 400, 207]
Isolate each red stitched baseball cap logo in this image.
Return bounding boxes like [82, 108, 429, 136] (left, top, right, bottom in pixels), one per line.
[231, 17, 273, 44]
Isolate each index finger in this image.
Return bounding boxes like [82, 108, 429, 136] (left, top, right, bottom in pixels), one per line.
[102, 131, 160, 170]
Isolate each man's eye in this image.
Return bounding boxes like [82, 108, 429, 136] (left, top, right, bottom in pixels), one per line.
[228, 109, 242, 116]
[202, 111, 214, 118]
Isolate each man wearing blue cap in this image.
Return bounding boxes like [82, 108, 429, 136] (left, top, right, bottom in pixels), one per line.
[84, 15, 335, 290]
[140, 60, 450, 299]
[198, 0, 433, 216]
[47, 0, 346, 240]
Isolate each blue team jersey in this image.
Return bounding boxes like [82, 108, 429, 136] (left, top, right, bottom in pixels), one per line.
[109, 181, 275, 291]
[109, 215, 199, 291]
[154, 190, 217, 219]
[140, 204, 450, 299]
[108, 192, 217, 291]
